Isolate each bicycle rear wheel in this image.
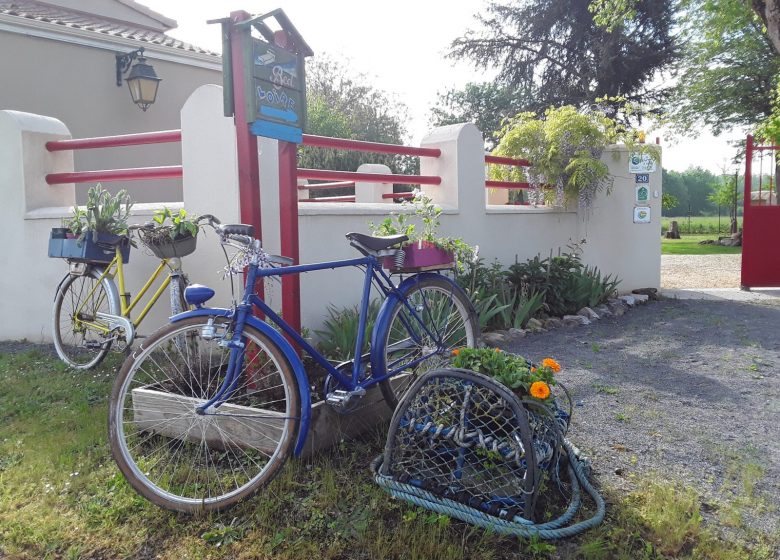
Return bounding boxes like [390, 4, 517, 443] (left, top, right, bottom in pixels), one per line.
[109, 316, 300, 513]
[52, 269, 118, 369]
[377, 276, 478, 409]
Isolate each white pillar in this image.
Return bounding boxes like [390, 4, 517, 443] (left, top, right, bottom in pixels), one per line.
[181, 85, 240, 224]
[577, 145, 662, 291]
[419, 123, 485, 211]
[355, 163, 392, 203]
[0, 110, 74, 341]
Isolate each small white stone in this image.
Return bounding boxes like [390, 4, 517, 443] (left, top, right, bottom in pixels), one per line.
[578, 307, 600, 320]
[633, 293, 649, 304]
[619, 295, 636, 307]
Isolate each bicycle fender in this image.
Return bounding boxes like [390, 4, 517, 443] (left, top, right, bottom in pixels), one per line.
[369, 273, 465, 374]
[55, 267, 121, 315]
[169, 308, 312, 457]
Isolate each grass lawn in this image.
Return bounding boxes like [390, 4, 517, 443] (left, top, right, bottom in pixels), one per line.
[0, 347, 773, 559]
[661, 234, 742, 255]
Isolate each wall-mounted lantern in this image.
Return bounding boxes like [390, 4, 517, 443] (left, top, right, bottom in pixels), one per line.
[115, 47, 161, 111]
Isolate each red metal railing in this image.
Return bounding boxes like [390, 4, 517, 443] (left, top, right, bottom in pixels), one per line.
[45, 130, 183, 186]
[298, 134, 441, 202]
[302, 134, 441, 158]
[297, 168, 441, 186]
[45, 130, 182, 151]
[47, 166, 182, 185]
[484, 154, 531, 191]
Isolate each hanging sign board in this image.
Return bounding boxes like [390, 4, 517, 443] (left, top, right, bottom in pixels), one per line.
[629, 153, 657, 173]
[246, 39, 306, 143]
[633, 206, 651, 224]
[635, 185, 649, 203]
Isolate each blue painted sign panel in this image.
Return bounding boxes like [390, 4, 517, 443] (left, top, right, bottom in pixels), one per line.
[248, 39, 305, 143]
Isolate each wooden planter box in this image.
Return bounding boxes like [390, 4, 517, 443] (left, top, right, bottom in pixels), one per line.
[131, 377, 407, 459]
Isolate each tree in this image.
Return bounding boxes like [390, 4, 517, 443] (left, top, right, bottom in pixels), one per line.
[301, 56, 415, 175]
[430, 82, 531, 149]
[668, 0, 780, 136]
[663, 167, 720, 216]
[449, 0, 677, 113]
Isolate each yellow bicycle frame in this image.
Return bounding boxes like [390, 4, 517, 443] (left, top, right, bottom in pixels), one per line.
[73, 245, 175, 334]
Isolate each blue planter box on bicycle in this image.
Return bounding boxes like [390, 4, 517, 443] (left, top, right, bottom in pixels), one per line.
[48, 229, 130, 264]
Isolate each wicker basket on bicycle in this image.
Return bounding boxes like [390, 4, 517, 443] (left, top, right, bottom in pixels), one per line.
[138, 228, 198, 259]
[373, 367, 571, 523]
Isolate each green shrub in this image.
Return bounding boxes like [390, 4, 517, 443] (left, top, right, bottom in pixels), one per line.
[457, 247, 620, 327]
[314, 301, 380, 362]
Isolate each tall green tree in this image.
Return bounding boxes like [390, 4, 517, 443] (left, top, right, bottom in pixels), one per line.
[429, 82, 532, 148]
[668, 0, 780, 136]
[449, 0, 677, 113]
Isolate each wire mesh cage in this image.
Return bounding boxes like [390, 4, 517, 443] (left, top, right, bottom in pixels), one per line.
[374, 368, 570, 523]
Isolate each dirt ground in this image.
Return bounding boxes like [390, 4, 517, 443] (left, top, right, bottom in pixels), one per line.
[502, 296, 780, 539]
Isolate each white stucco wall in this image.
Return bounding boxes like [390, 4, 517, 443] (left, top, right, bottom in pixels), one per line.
[0, 86, 662, 342]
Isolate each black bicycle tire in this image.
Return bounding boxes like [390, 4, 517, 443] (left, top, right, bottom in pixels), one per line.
[377, 276, 478, 409]
[108, 316, 300, 513]
[52, 270, 116, 369]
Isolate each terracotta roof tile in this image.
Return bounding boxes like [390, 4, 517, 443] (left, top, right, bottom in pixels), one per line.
[0, 0, 218, 56]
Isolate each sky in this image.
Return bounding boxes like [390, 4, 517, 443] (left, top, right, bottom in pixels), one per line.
[143, 0, 745, 175]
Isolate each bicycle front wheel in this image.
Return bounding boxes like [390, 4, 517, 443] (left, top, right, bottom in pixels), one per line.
[377, 276, 478, 409]
[109, 316, 300, 513]
[52, 269, 118, 369]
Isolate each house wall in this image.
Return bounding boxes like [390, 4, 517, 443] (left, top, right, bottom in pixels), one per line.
[0, 85, 662, 343]
[0, 14, 221, 203]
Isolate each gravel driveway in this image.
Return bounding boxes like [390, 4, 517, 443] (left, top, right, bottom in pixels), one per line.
[661, 254, 742, 289]
[501, 296, 780, 540]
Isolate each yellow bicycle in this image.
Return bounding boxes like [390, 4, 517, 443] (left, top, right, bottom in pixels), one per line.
[51, 225, 194, 369]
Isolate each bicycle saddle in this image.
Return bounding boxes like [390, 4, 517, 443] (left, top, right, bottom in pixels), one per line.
[345, 232, 408, 252]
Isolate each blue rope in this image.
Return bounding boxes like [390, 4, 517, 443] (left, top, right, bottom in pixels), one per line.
[374, 440, 605, 540]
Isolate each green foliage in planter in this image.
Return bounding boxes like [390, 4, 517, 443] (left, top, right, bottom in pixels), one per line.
[489, 104, 658, 208]
[314, 301, 380, 362]
[368, 190, 475, 267]
[151, 207, 200, 240]
[450, 347, 558, 401]
[64, 184, 133, 241]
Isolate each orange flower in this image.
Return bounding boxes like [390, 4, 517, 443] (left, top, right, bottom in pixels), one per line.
[530, 381, 551, 399]
[542, 358, 561, 373]
[530, 367, 537, 374]
[452, 348, 460, 356]
[494, 348, 502, 352]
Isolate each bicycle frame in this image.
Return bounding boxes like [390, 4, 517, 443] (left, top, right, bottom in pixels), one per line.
[189, 252, 456, 454]
[73, 245, 179, 335]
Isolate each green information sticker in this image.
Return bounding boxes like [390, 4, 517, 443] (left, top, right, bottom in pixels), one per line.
[636, 185, 649, 203]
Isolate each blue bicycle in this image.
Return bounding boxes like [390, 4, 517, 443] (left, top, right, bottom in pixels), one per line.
[108, 216, 478, 512]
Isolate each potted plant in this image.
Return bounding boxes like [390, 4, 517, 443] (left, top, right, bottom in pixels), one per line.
[450, 347, 561, 407]
[369, 190, 474, 271]
[49, 184, 133, 263]
[138, 207, 200, 259]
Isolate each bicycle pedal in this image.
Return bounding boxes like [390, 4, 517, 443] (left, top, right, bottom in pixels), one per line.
[325, 387, 366, 410]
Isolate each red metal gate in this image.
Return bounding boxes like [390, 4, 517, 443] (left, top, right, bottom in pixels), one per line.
[741, 134, 780, 288]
